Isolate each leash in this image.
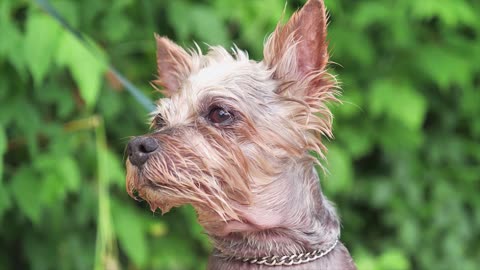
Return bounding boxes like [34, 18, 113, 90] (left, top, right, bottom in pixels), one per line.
[34, 0, 156, 112]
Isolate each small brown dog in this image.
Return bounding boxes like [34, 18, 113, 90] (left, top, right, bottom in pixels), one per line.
[126, 0, 357, 269]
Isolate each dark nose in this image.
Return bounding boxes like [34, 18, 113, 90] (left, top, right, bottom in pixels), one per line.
[127, 137, 159, 167]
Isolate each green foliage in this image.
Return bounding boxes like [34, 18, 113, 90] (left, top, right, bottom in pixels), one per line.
[0, 0, 479, 270]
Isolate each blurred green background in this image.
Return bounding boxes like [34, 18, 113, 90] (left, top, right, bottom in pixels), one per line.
[1, 0, 479, 269]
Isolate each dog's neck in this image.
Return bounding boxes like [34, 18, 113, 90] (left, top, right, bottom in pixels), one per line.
[210, 158, 340, 259]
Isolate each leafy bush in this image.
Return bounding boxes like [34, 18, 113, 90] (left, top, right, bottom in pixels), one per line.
[1, 0, 479, 269]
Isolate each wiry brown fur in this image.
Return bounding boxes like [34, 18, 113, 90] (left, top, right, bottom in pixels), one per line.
[126, 0, 356, 269]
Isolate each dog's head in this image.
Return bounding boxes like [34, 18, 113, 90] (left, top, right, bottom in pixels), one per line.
[126, 0, 337, 235]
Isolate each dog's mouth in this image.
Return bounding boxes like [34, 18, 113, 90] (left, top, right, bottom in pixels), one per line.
[126, 159, 171, 196]
[125, 155, 255, 233]
[126, 163, 186, 214]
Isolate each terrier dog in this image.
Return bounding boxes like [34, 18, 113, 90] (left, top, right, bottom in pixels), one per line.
[126, 0, 357, 269]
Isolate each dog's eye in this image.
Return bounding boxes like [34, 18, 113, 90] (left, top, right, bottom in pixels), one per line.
[208, 107, 233, 124]
[153, 114, 165, 127]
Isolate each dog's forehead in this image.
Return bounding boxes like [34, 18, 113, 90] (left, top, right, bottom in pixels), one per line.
[155, 55, 276, 124]
[191, 62, 248, 91]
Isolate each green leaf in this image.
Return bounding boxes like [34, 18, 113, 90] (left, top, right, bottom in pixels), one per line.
[181, 205, 211, 250]
[24, 13, 62, 86]
[56, 32, 106, 108]
[329, 27, 375, 67]
[104, 149, 125, 187]
[338, 125, 373, 158]
[33, 156, 73, 207]
[39, 172, 68, 207]
[0, 125, 10, 218]
[112, 199, 148, 267]
[398, 219, 420, 252]
[415, 46, 472, 89]
[335, 86, 364, 119]
[0, 125, 5, 176]
[167, 2, 229, 46]
[389, 85, 427, 130]
[55, 156, 81, 191]
[48, 1, 80, 28]
[324, 145, 353, 194]
[410, 0, 476, 27]
[9, 167, 43, 223]
[12, 100, 41, 157]
[369, 79, 427, 130]
[352, 2, 391, 29]
[101, 12, 132, 42]
[0, 182, 11, 220]
[354, 251, 379, 270]
[378, 249, 410, 270]
[190, 6, 229, 46]
[167, 0, 196, 41]
[0, 2, 26, 76]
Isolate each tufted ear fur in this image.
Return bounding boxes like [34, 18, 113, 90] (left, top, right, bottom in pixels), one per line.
[263, 0, 330, 96]
[154, 34, 192, 95]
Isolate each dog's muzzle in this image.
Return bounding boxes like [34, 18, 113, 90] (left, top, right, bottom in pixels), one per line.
[127, 136, 159, 167]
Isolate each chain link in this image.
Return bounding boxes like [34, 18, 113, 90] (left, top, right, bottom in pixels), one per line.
[228, 239, 338, 266]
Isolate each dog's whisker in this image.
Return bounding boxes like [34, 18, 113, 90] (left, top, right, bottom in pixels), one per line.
[123, 0, 356, 268]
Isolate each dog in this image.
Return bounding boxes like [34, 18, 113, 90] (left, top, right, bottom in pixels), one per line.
[126, 0, 357, 269]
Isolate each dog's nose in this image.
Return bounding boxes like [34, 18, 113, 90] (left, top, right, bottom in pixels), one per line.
[127, 137, 159, 167]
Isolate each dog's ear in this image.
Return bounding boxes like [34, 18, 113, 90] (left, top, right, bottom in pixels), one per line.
[154, 34, 192, 95]
[264, 0, 329, 92]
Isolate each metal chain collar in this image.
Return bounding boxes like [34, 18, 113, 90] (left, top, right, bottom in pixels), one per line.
[227, 239, 339, 267]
